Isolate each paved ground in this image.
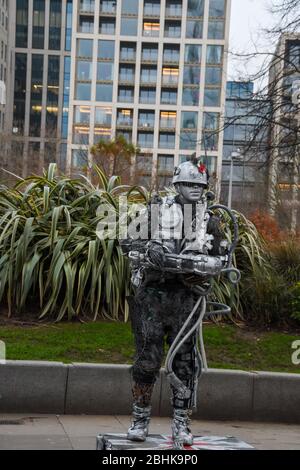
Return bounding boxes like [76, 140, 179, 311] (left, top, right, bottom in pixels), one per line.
[0, 414, 299, 450]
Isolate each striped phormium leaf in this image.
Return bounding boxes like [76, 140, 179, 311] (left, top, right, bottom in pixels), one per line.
[0, 164, 147, 321]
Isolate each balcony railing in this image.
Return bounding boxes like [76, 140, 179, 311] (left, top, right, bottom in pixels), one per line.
[120, 53, 136, 61]
[143, 29, 160, 37]
[165, 8, 182, 17]
[160, 120, 176, 128]
[144, 6, 160, 16]
[141, 53, 158, 62]
[162, 77, 178, 86]
[118, 95, 134, 103]
[79, 2, 94, 14]
[138, 121, 155, 128]
[141, 75, 157, 84]
[163, 54, 180, 63]
[117, 119, 133, 126]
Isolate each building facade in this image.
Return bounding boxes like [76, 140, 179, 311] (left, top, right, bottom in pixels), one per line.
[268, 33, 300, 231]
[67, 0, 231, 191]
[221, 81, 268, 215]
[4, 0, 231, 192]
[4, 0, 73, 178]
[0, 0, 9, 135]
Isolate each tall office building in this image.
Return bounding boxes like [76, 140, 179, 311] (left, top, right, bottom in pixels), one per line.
[68, 0, 231, 191]
[0, 0, 9, 135]
[4, 0, 231, 191]
[221, 81, 268, 214]
[268, 33, 300, 230]
[4, 0, 73, 178]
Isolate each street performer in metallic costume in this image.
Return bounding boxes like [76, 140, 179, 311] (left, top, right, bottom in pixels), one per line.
[121, 154, 237, 447]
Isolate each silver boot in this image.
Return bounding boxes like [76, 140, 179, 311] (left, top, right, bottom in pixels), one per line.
[127, 403, 151, 442]
[172, 409, 193, 447]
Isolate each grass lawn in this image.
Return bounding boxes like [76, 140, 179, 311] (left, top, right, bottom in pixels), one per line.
[0, 319, 300, 374]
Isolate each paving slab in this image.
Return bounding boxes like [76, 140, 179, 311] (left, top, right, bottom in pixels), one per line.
[1, 414, 300, 450]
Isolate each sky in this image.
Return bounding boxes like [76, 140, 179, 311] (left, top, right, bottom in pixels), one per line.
[228, 0, 276, 82]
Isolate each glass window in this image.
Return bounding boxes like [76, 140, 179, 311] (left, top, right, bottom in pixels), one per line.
[100, 0, 116, 13]
[164, 20, 181, 37]
[77, 39, 93, 58]
[65, 0, 72, 51]
[76, 82, 91, 100]
[120, 42, 136, 60]
[186, 20, 202, 38]
[138, 131, 154, 147]
[80, 0, 95, 13]
[159, 132, 175, 149]
[143, 21, 160, 37]
[97, 62, 114, 81]
[202, 132, 218, 151]
[183, 66, 200, 85]
[46, 55, 60, 135]
[13, 53, 27, 133]
[122, 0, 139, 14]
[79, 16, 94, 33]
[206, 45, 223, 64]
[204, 88, 221, 107]
[161, 88, 177, 105]
[160, 111, 176, 128]
[157, 155, 174, 172]
[187, 0, 204, 17]
[166, 0, 182, 17]
[138, 110, 155, 127]
[49, 0, 61, 50]
[98, 40, 115, 59]
[121, 18, 138, 36]
[203, 112, 220, 130]
[95, 107, 112, 125]
[99, 18, 115, 34]
[94, 127, 112, 144]
[142, 44, 158, 61]
[144, 0, 160, 15]
[139, 87, 156, 104]
[62, 56, 71, 139]
[74, 105, 91, 124]
[163, 45, 180, 62]
[119, 64, 135, 81]
[77, 60, 92, 80]
[182, 87, 199, 106]
[16, 0, 29, 47]
[30, 54, 43, 137]
[208, 20, 224, 39]
[201, 155, 217, 173]
[180, 132, 197, 150]
[141, 66, 157, 83]
[162, 67, 179, 85]
[32, 0, 45, 49]
[205, 67, 222, 85]
[185, 45, 201, 63]
[117, 108, 133, 125]
[209, 0, 226, 18]
[72, 149, 88, 167]
[181, 111, 198, 129]
[96, 84, 113, 101]
[118, 86, 134, 102]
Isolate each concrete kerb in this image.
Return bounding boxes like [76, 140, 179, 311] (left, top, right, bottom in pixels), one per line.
[1, 361, 300, 423]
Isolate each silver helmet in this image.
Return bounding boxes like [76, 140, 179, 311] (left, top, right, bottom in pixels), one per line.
[172, 155, 209, 187]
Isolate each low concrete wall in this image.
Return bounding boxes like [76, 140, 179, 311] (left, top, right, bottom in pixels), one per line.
[1, 361, 300, 423]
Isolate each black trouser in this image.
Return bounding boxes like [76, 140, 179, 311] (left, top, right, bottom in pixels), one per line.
[128, 284, 201, 409]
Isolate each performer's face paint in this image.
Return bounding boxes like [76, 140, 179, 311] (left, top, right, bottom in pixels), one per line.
[175, 183, 204, 203]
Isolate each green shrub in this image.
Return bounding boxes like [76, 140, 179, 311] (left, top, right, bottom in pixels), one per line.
[290, 282, 300, 321]
[0, 164, 147, 321]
